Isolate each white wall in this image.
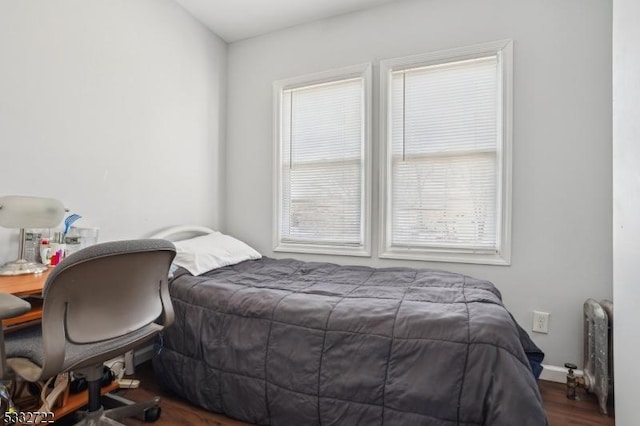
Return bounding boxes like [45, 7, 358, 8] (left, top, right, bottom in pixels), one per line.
[226, 0, 612, 367]
[613, 0, 640, 423]
[0, 0, 227, 262]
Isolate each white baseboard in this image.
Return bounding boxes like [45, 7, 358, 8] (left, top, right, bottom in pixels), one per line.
[105, 345, 155, 378]
[540, 364, 582, 383]
[133, 343, 156, 366]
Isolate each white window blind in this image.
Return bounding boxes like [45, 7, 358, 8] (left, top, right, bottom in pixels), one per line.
[276, 69, 369, 254]
[381, 41, 512, 264]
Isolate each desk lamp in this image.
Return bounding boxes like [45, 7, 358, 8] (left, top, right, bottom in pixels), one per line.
[0, 195, 65, 276]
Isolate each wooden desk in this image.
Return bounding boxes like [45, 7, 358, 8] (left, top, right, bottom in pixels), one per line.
[0, 269, 50, 296]
[0, 269, 49, 328]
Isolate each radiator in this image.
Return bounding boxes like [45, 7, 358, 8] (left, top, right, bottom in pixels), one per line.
[583, 298, 613, 414]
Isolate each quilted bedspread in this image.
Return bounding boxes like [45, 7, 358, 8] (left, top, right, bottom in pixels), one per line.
[153, 257, 547, 425]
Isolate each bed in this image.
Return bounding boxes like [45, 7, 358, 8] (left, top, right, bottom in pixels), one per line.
[151, 227, 547, 425]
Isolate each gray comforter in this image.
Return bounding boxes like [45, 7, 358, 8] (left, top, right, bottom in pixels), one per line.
[154, 257, 547, 425]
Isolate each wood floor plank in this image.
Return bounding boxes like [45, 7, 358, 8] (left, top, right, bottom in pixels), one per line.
[538, 380, 614, 426]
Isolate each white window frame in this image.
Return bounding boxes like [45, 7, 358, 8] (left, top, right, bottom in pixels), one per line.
[379, 40, 513, 265]
[273, 63, 372, 256]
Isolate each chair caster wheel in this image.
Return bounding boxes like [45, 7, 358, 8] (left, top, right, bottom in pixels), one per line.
[144, 406, 161, 422]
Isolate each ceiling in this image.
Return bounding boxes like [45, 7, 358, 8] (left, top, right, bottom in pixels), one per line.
[174, 0, 401, 43]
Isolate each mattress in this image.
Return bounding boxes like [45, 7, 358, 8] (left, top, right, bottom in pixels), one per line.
[153, 257, 547, 425]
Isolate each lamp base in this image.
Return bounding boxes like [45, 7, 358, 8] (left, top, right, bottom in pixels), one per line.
[0, 259, 48, 276]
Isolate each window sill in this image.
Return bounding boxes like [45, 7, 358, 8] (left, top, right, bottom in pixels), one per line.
[274, 242, 370, 257]
[379, 246, 510, 266]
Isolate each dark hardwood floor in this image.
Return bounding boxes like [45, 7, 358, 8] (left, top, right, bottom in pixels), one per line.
[98, 362, 615, 425]
[538, 380, 614, 426]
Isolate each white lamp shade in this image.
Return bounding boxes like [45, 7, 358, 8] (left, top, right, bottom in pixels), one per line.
[0, 196, 65, 228]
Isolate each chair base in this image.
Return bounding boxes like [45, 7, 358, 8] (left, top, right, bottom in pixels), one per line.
[72, 394, 161, 425]
[71, 365, 161, 425]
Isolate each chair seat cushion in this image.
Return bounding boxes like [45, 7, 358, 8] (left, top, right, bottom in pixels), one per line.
[5, 323, 162, 379]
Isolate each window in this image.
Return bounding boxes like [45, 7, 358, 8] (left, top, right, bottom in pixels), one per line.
[380, 40, 512, 265]
[274, 64, 371, 256]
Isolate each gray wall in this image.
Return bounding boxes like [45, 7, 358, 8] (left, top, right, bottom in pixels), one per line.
[226, 0, 613, 367]
[0, 0, 227, 261]
[613, 0, 639, 422]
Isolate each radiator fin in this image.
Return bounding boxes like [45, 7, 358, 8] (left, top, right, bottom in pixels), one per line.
[583, 298, 613, 415]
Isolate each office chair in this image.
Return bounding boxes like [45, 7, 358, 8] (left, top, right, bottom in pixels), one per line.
[0, 239, 176, 425]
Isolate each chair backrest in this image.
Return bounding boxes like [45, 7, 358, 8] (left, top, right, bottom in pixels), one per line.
[39, 239, 175, 379]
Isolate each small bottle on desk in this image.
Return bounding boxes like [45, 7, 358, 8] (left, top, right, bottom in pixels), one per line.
[40, 239, 51, 266]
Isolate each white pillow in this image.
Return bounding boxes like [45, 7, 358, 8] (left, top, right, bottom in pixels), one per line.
[173, 232, 261, 276]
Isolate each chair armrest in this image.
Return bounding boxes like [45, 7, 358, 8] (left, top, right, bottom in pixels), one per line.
[0, 292, 32, 320]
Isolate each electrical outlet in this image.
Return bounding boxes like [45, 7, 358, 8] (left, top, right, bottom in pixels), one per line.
[532, 311, 550, 334]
